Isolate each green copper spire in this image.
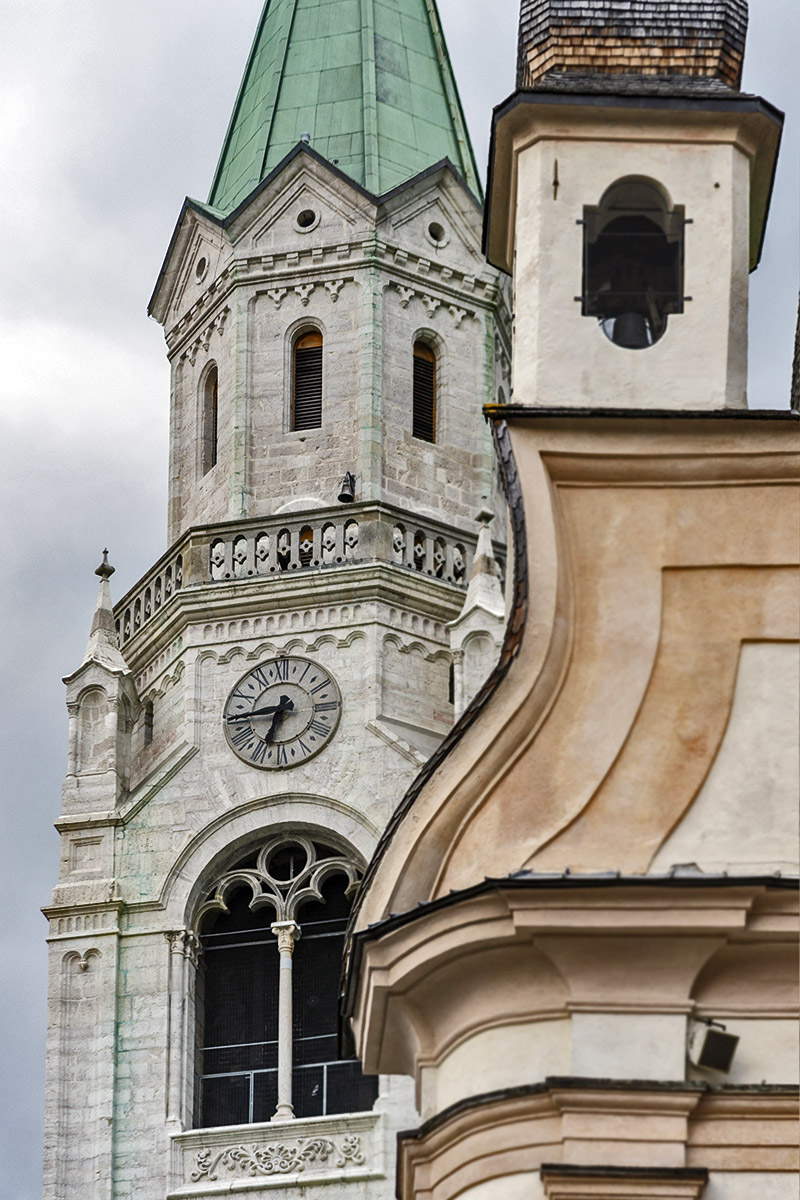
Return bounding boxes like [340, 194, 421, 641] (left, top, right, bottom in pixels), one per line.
[208, 0, 481, 212]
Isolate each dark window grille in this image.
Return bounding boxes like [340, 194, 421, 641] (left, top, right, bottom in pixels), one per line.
[196, 853, 377, 1129]
[202, 366, 218, 474]
[582, 179, 685, 349]
[293, 332, 323, 430]
[413, 342, 436, 442]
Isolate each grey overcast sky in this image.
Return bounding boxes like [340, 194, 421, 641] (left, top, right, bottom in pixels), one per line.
[0, 2, 797, 1195]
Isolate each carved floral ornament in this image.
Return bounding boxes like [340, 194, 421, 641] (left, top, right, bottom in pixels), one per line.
[194, 834, 361, 929]
[191, 1134, 365, 1180]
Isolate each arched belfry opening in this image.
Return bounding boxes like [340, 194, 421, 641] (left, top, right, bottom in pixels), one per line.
[582, 178, 685, 349]
[201, 364, 218, 474]
[193, 835, 378, 1129]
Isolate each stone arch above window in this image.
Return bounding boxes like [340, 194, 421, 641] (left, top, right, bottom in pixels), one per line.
[582, 176, 685, 349]
[200, 363, 218, 474]
[193, 834, 377, 1128]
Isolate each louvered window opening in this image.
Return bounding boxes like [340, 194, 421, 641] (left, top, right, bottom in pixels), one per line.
[293, 332, 323, 430]
[202, 366, 218, 474]
[196, 873, 377, 1128]
[413, 342, 436, 443]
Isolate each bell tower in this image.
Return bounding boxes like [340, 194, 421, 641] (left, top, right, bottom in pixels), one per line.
[485, 0, 782, 410]
[43, 3, 510, 1198]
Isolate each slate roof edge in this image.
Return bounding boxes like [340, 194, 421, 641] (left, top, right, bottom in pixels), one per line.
[397, 1077, 799, 1145]
[149, 146, 485, 320]
[482, 405, 800, 422]
[342, 420, 529, 972]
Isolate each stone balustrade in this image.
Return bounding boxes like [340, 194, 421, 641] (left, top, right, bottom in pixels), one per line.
[114, 503, 504, 651]
[168, 1111, 381, 1196]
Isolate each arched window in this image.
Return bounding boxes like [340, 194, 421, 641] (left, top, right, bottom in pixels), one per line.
[292, 331, 323, 430]
[201, 365, 218, 474]
[582, 178, 685, 349]
[194, 836, 377, 1128]
[413, 341, 436, 442]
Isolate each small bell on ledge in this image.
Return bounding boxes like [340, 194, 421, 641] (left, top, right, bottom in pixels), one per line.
[337, 472, 356, 504]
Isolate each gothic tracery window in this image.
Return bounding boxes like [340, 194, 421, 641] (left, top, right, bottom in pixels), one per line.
[194, 836, 377, 1128]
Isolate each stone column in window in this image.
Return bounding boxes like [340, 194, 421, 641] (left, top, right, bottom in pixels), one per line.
[270, 920, 301, 1122]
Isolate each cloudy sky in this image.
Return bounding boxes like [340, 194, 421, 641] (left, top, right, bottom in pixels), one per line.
[0, 1, 797, 1194]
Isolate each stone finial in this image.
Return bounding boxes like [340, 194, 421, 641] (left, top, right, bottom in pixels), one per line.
[80, 550, 129, 674]
[448, 510, 507, 717]
[518, 0, 749, 91]
[95, 549, 115, 580]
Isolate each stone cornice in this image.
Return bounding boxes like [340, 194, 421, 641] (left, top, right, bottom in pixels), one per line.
[164, 238, 500, 353]
[396, 1080, 799, 1200]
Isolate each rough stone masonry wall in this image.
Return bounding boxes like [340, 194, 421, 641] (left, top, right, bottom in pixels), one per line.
[517, 0, 749, 89]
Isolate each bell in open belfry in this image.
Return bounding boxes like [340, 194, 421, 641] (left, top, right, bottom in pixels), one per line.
[612, 311, 650, 350]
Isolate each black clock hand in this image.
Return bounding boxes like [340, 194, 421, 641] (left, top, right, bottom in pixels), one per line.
[228, 699, 295, 721]
[264, 696, 294, 744]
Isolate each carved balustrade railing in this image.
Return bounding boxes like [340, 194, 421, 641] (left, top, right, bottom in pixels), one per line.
[114, 503, 505, 650]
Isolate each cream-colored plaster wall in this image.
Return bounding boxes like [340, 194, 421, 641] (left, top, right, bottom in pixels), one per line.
[652, 642, 800, 874]
[454, 1175, 544, 1200]
[705, 1174, 798, 1200]
[570, 1013, 687, 1081]
[512, 134, 750, 410]
[429, 1019, 570, 1114]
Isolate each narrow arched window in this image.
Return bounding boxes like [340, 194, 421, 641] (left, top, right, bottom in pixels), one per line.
[292, 331, 323, 430]
[582, 178, 684, 349]
[201, 365, 218, 474]
[195, 837, 377, 1128]
[413, 341, 436, 442]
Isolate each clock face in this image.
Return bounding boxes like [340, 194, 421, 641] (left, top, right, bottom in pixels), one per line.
[223, 656, 342, 769]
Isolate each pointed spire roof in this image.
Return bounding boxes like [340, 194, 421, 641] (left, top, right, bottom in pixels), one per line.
[208, 0, 481, 213]
[80, 551, 129, 674]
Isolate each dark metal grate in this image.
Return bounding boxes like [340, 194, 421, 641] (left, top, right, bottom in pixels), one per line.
[413, 345, 436, 443]
[196, 863, 377, 1128]
[293, 338, 322, 430]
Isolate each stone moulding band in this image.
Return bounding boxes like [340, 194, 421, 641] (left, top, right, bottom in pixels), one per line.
[191, 1133, 366, 1180]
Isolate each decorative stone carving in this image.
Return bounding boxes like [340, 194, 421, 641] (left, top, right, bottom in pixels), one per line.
[344, 520, 359, 561]
[210, 540, 226, 581]
[165, 929, 201, 966]
[392, 525, 405, 563]
[433, 539, 446, 578]
[413, 531, 426, 570]
[294, 283, 315, 306]
[322, 522, 336, 564]
[255, 532, 270, 573]
[451, 543, 466, 582]
[191, 1134, 365, 1181]
[233, 535, 248, 578]
[449, 304, 467, 327]
[195, 835, 360, 927]
[298, 525, 314, 567]
[268, 287, 288, 309]
[324, 279, 345, 302]
[277, 529, 291, 571]
[422, 294, 441, 318]
[396, 284, 415, 308]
